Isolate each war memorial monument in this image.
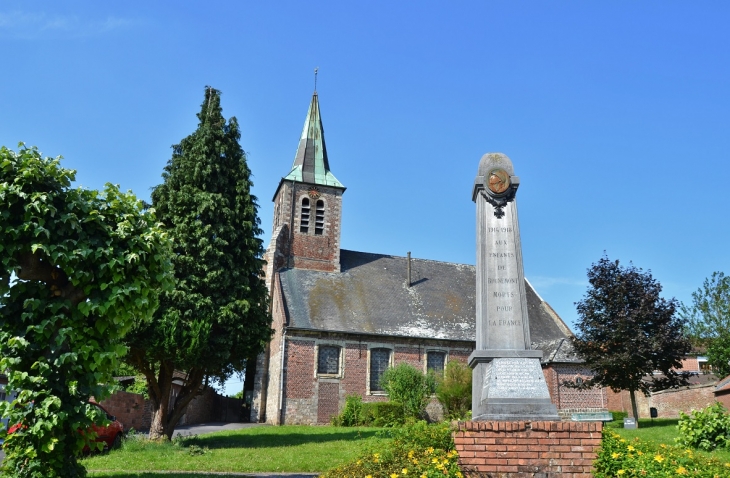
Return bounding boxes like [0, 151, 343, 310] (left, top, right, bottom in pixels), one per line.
[469, 152, 559, 421]
[453, 153, 601, 477]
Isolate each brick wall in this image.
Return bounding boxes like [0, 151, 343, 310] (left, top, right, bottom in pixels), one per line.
[453, 420, 602, 477]
[544, 363, 608, 412]
[281, 182, 343, 273]
[274, 333, 614, 425]
[342, 343, 368, 398]
[99, 390, 150, 432]
[100, 388, 243, 431]
[282, 339, 318, 424]
[606, 384, 717, 418]
[681, 357, 700, 373]
[180, 387, 215, 425]
[277, 333, 473, 424]
[716, 390, 730, 409]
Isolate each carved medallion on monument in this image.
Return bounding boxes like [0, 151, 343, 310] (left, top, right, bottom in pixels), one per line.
[469, 153, 559, 421]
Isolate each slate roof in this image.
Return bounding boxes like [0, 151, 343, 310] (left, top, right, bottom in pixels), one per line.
[278, 249, 581, 363]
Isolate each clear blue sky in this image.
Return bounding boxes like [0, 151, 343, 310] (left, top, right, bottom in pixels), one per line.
[2, 2, 729, 393]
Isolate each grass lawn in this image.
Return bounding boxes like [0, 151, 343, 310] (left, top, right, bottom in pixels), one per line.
[82, 425, 384, 476]
[611, 418, 730, 463]
[86, 475, 247, 478]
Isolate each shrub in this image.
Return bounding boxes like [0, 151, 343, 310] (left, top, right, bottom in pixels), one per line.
[380, 363, 431, 419]
[332, 396, 406, 427]
[338, 395, 365, 426]
[676, 402, 730, 451]
[595, 429, 730, 477]
[322, 421, 462, 478]
[604, 410, 628, 429]
[361, 401, 406, 427]
[435, 360, 472, 420]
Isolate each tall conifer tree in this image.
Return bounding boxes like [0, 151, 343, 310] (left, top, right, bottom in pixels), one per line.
[125, 87, 271, 439]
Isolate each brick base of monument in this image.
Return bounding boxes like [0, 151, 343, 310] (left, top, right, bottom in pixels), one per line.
[453, 421, 603, 477]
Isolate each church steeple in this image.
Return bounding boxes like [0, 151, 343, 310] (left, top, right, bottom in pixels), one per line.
[282, 92, 344, 188]
[267, 90, 345, 274]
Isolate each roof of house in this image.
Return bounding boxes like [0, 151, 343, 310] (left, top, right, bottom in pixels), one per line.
[715, 374, 730, 394]
[278, 249, 580, 363]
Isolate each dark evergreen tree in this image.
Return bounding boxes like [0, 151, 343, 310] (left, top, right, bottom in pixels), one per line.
[125, 87, 271, 439]
[570, 255, 691, 422]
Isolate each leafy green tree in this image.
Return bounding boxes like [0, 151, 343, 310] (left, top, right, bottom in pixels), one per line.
[0, 144, 172, 478]
[124, 87, 271, 440]
[680, 272, 730, 377]
[570, 255, 691, 422]
[380, 363, 432, 419]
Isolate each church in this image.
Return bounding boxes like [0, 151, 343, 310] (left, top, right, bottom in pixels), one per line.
[249, 91, 606, 425]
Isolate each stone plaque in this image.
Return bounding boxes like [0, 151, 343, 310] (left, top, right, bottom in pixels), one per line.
[482, 358, 552, 401]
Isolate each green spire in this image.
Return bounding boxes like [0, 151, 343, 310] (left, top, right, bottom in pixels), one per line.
[283, 92, 344, 188]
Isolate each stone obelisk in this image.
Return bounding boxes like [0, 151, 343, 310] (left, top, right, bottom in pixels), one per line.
[469, 153, 559, 421]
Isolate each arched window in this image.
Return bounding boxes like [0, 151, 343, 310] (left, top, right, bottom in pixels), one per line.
[315, 200, 325, 235]
[300, 198, 310, 233]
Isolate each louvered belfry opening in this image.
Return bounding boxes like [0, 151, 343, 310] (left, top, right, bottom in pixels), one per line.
[300, 197, 310, 233]
[314, 200, 325, 235]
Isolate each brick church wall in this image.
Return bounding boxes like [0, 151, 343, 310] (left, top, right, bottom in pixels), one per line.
[277, 333, 474, 424]
[274, 334, 608, 425]
[342, 342, 368, 398]
[287, 183, 343, 273]
[544, 363, 607, 412]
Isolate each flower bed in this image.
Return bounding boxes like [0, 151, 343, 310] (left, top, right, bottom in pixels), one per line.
[322, 421, 462, 478]
[595, 430, 730, 477]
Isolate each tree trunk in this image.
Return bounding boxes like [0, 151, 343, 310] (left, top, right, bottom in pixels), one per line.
[629, 389, 640, 428]
[147, 365, 206, 440]
[148, 363, 173, 440]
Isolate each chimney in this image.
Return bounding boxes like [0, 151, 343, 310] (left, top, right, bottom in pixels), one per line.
[407, 251, 412, 287]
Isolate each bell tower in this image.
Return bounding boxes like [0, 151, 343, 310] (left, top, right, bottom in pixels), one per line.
[267, 91, 346, 274]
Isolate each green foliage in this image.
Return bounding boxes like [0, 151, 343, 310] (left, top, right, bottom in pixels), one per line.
[334, 394, 364, 426]
[570, 255, 692, 419]
[123, 376, 150, 398]
[332, 396, 406, 427]
[680, 272, 730, 377]
[595, 429, 730, 477]
[0, 144, 172, 478]
[435, 360, 472, 420]
[676, 402, 730, 451]
[380, 363, 431, 419]
[322, 421, 462, 478]
[123, 87, 271, 439]
[361, 401, 406, 427]
[604, 410, 629, 429]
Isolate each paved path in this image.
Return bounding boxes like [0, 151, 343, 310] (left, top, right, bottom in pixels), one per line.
[168, 421, 266, 438]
